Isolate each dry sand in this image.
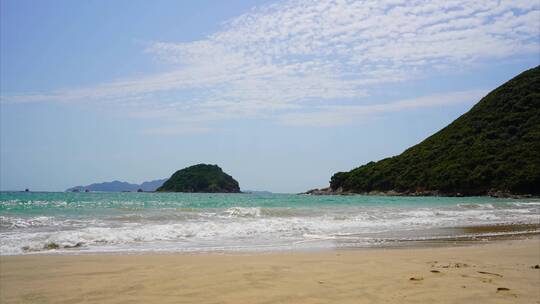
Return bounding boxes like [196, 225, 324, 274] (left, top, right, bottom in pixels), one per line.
[1, 238, 539, 304]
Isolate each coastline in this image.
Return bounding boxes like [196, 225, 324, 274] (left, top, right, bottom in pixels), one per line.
[1, 237, 539, 303]
[2, 192, 539, 255]
[303, 188, 538, 199]
[3, 222, 539, 256]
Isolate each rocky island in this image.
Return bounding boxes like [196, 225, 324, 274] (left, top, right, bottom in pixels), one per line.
[308, 66, 540, 197]
[156, 164, 240, 193]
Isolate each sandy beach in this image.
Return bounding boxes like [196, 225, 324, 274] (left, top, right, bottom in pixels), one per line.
[1, 238, 539, 304]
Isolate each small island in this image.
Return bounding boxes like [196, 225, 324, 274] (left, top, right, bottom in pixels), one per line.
[156, 164, 240, 193]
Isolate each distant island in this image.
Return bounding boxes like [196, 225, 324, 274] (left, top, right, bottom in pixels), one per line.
[243, 190, 273, 195]
[156, 164, 240, 193]
[67, 178, 167, 192]
[66, 164, 241, 193]
[307, 66, 540, 197]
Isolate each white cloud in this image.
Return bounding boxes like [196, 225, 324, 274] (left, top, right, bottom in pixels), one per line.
[1, 0, 539, 131]
[278, 89, 487, 126]
[142, 125, 212, 135]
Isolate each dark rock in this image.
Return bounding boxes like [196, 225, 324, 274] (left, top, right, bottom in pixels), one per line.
[44, 242, 60, 250]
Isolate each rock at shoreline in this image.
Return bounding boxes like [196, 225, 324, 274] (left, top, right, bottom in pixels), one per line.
[303, 187, 533, 198]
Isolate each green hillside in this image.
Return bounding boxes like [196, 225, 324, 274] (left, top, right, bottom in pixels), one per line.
[156, 164, 240, 193]
[329, 66, 540, 196]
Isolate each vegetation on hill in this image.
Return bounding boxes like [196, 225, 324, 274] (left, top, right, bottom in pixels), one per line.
[156, 164, 240, 193]
[329, 66, 540, 196]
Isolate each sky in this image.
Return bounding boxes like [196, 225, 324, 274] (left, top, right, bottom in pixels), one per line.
[1, 0, 539, 193]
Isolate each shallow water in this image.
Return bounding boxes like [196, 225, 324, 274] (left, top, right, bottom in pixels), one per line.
[1, 192, 539, 255]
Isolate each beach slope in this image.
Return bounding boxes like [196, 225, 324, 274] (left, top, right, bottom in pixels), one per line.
[1, 239, 539, 303]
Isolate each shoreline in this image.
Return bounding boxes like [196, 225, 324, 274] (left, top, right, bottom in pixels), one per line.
[1, 238, 539, 303]
[4, 222, 539, 256]
[302, 188, 539, 199]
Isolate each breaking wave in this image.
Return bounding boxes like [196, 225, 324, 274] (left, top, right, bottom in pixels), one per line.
[1, 192, 539, 255]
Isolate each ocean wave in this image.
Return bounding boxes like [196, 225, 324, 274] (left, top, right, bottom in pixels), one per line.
[2, 207, 539, 255]
[222, 207, 299, 218]
[0, 219, 311, 254]
[457, 203, 495, 209]
[3, 193, 540, 255]
[0, 215, 97, 229]
[511, 202, 540, 207]
[223, 207, 262, 217]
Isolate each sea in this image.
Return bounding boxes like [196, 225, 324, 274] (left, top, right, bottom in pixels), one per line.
[1, 191, 539, 255]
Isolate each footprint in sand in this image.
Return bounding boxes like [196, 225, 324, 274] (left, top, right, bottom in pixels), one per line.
[478, 271, 503, 277]
[461, 274, 492, 284]
[496, 287, 518, 298]
[442, 262, 470, 269]
[429, 261, 472, 269]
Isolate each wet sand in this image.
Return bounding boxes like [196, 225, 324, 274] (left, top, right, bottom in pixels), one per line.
[1, 237, 539, 304]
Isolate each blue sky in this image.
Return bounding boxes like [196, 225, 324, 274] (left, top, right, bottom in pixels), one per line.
[1, 0, 539, 192]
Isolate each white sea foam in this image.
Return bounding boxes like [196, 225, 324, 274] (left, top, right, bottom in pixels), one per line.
[511, 202, 540, 207]
[457, 203, 495, 209]
[0, 215, 99, 229]
[2, 196, 539, 255]
[223, 207, 262, 217]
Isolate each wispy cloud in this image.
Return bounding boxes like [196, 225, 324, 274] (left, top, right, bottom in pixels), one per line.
[142, 125, 213, 135]
[2, 0, 539, 131]
[278, 89, 487, 126]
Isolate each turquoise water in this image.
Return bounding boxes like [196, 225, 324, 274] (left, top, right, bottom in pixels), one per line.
[1, 192, 539, 255]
